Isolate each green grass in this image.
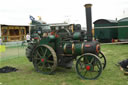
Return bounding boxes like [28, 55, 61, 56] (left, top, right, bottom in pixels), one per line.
[0, 44, 128, 85]
[0, 46, 26, 61]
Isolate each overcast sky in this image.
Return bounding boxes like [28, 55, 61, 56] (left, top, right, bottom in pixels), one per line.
[0, 0, 128, 27]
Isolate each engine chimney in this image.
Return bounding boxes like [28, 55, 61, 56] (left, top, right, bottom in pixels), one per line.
[84, 4, 92, 41]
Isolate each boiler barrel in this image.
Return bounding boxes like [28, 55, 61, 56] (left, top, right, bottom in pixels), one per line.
[63, 41, 100, 55]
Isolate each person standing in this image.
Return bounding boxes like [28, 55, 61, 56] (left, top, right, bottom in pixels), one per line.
[0, 37, 2, 45]
[26, 33, 30, 42]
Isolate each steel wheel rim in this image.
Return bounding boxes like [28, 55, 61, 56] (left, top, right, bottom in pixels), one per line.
[98, 51, 106, 69]
[76, 53, 102, 80]
[32, 45, 57, 74]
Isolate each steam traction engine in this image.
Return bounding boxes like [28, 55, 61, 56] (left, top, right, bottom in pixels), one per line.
[26, 4, 106, 80]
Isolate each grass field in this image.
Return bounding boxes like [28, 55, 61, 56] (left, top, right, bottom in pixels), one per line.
[0, 44, 128, 85]
[0, 46, 26, 61]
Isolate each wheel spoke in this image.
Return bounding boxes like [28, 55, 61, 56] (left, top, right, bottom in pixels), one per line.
[34, 57, 40, 60]
[85, 57, 89, 63]
[43, 49, 48, 57]
[88, 71, 93, 78]
[79, 62, 84, 69]
[33, 53, 40, 60]
[37, 50, 42, 58]
[47, 60, 54, 63]
[48, 54, 52, 57]
[96, 63, 100, 70]
[83, 70, 88, 76]
[37, 61, 42, 65]
[42, 61, 46, 67]
[40, 47, 44, 53]
[90, 57, 94, 64]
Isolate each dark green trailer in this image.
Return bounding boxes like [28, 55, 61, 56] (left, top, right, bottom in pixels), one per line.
[94, 19, 118, 42]
[118, 17, 128, 40]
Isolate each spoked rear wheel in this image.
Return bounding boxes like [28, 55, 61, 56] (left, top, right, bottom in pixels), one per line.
[76, 53, 102, 80]
[98, 51, 106, 69]
[32, 45, 57, 74]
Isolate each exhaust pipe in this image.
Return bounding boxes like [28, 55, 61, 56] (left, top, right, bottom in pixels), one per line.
[84, 4, 92, 41]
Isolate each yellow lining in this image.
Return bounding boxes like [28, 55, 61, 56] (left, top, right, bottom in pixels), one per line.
[81, 43, 84, 54]
[72, 43, 75, 54]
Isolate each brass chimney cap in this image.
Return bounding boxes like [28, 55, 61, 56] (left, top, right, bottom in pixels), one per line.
[84, 4, 92, 8]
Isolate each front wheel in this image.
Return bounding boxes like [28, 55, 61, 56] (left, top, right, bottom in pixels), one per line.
[75, 53, 102, 80]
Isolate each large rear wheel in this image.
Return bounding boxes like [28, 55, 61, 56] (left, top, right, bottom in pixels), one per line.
[32, 45, 57, 74]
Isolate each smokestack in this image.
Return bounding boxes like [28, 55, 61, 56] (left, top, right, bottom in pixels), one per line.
[84, 4, 92, 41]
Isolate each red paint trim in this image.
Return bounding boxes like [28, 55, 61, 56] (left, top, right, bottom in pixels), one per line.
[96, 44, 100, 53]
[34, 37, 39, 39]
[85, 44, 91, 47]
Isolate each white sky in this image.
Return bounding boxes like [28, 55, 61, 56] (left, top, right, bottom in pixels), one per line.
[0, 0, 128, 27]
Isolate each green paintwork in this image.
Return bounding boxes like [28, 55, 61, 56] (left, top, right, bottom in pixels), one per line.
[118, 18, 128, 39]
[63, 42, 82, 55]
[48, 35, 56, 42]
[73, 32, 81, 40]
[94, 20, 118, 41]
[39, 38, 56, 50]
[63, 42, 72, 54]
[74, 43, 82, 55]
[40, 38, 50, 44]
